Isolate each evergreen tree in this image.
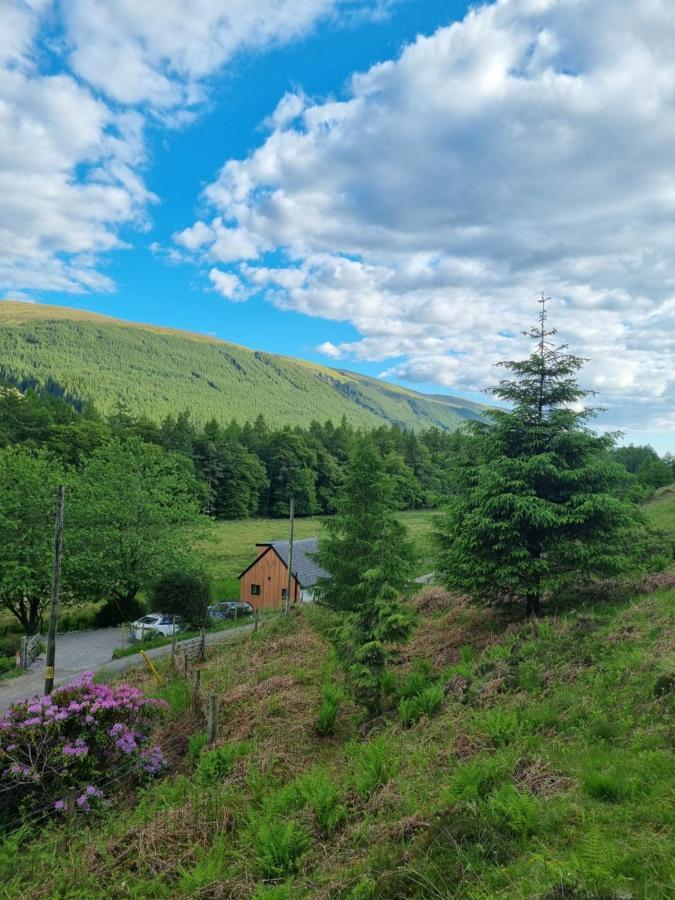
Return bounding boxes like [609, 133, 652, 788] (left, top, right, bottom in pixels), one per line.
[264, 430, 320, 517]
[435, 298, 648, 616]
[215, 440, 268, 518]
[314, 437, 416, 716]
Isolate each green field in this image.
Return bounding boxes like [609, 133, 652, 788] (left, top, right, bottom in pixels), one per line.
[189, 508, 435, 598]
[0, 301, 484, 430]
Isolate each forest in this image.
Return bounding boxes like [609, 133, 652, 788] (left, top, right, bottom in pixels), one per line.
[0, 303, 484, 431]
[1, 385, 672, 522]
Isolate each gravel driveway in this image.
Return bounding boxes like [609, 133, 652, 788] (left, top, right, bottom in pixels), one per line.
[0, 623, 254, 714]
[46, 627, 127, 671]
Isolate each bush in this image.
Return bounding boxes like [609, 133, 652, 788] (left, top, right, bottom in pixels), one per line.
[94, 597, 145, 628]
[474, 707, 521, 747]
[0, 635, 21, 657]
[398, 684, 444, 726]
[482, 783, 541, 837]
[0, 673, 168, 828]
[196, 741, 250, 785]
[248, 813, 310, 877]
[0, 656, 16, 676]
[582, 767, 632, 803]
[150, 571, 211, 628]
[187, 730, 209, 760]
[445, 751, 514, 803]
[399, 669, 430, 700]
[350, 736, 398, 800]
[315, 682, 342, 736]
[58, 605, 101, 632]
[293, 769, 346, 834]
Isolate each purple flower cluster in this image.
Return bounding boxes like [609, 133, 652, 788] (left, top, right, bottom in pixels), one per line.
[0, 672, 169, 825]
[54, 785, 106, 814]
[63, 737, 89, 757]
[140, 745, 167, 775]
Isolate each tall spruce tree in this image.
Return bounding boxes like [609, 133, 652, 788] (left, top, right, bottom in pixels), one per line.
[314, 437, 416, 715]
[435, 297, 647, 616]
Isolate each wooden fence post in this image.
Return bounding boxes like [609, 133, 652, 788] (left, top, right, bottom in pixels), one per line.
[206, 692, 218, 744]
[183, 651, 189, 678]
[192, 670, 201, 715]
[200, 628, 206, 662]
[66, 791, 76, 826]
[254, 609, 259, 632]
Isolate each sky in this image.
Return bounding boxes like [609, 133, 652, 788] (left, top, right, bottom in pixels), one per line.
[1, 0, 674, 453]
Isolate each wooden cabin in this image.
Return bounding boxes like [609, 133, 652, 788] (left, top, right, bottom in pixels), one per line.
[238, 538, 326, 611]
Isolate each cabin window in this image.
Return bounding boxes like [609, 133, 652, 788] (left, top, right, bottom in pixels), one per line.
[281, 588, 288, 600]
[250, 584, 261, 596]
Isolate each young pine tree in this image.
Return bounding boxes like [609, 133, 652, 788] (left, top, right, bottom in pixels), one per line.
[314, 437, 416, 716]
[435, 298, 647, 616]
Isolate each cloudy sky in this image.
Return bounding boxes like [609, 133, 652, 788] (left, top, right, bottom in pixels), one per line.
[1, 0, 674, 451]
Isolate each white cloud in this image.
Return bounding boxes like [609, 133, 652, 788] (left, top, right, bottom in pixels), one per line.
[62, 0, 346, 109]
[315, 340, 342, 359]
[174, 220, 214, 251]
[1, 0, 357, 295]
[208, 267, 247, 301]
[0, 3, 152, 294]
[180, 0, 675, 434]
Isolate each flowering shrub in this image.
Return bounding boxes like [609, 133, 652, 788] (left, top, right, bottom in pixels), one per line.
[0, 673, 168, 829]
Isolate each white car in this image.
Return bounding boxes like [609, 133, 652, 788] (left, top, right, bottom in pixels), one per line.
[129, 613, 187, 642]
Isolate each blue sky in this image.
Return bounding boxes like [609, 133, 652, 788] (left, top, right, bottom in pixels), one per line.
[1, 0, 674, 452]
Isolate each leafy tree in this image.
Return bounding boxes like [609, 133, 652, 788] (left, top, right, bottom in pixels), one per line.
[314, 437, 416, 716]
[149, 570, 212, 628]
[435, 299, 648, 616]
[66, 439, 201, 621]
[613, 444, 674, 490]
[0, 447, 67, 633]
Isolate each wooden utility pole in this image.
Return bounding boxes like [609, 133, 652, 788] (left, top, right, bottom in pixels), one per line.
[44, 485, 65, 695]
[285, 497, 295, 615]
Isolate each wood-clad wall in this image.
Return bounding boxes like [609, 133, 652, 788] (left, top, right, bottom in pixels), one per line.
[239, 548, 299, 611]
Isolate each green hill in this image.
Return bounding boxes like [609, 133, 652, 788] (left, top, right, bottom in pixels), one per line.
[0, 301, 484, 430]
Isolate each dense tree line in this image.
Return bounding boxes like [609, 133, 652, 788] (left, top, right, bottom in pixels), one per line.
[0, 385, 476, 519]
[0, 383, 672, 528]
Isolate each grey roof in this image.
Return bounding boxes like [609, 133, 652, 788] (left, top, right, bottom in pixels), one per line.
[266, 538, 327, 589]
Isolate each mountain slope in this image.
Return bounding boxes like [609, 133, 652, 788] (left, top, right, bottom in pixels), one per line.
[0, 301, 484, 430]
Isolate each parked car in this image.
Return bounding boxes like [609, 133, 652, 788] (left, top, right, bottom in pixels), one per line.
[129, 613, 187, 642]
[208, 601, 254, 620]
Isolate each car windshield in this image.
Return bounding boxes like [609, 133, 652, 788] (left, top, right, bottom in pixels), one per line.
[138, 616, 158, 624]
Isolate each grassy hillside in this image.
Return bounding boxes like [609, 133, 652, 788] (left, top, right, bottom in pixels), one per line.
[645, 485, 675, 539]
[0, 301, 484, 430]
[4, 584, 673, 897]
[4, 495, 673, 898]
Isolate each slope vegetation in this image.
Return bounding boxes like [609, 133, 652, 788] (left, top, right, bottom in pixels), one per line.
[4, 508, 673, 897]
[0, 302, 483, 430]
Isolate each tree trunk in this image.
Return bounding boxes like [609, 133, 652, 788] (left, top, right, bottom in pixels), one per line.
[526, 592, 541, 618]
